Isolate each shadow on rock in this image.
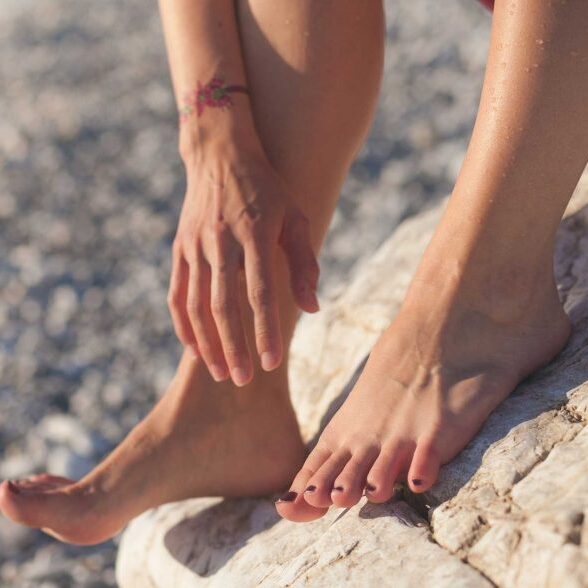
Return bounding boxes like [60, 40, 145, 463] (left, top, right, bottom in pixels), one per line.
[163, 497, 281, 577]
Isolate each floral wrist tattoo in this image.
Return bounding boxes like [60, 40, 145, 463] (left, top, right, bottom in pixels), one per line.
[179, 76, 249, 123]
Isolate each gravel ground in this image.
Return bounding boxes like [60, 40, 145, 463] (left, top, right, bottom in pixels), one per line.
[0, 0, 490, 585]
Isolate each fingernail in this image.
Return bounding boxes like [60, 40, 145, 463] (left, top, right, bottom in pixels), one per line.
[332, 485, 344, 492]
[189, 345, 199, 359]
[231, 367, 250, 387]
[412, 479, 423, 487]
[209, 364, 228, 382]
[261, 351, 279, 371]
[366, 483, 376, 493]
[276, 491, 297, 503]
[304, 485, 316, 493]
[7, 481, 20, 495]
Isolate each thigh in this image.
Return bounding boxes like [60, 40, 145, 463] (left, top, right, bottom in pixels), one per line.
[236, 0, 385, 246]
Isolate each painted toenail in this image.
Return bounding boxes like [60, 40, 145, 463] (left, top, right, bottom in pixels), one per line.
[7, 481, 21, 495]
[412, 479, 423, 486]
[276, 490, 297, 503]
[304, 485, 316, 493]
[332, 485, 344, 492]
[366, 483, 376, 492]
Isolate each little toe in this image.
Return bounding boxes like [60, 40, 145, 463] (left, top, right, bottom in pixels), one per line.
[330, 447, 379, 508]
[407, 438, 441, 493]
[303, 451, 351, 509]
[365, 442, 412, 503]
[275, 448, 331, 523]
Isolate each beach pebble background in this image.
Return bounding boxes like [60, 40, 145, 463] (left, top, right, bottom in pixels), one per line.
[0, 0, 490, 585]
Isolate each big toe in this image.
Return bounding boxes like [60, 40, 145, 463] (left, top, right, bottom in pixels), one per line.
[275, 489, 328, 523]
[275, 448, 332, 523]
[407, 439, 441, 493]
[0, 479, 59, 527]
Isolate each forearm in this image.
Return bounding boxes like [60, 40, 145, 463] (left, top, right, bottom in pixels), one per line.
[158, 0, 262, 160]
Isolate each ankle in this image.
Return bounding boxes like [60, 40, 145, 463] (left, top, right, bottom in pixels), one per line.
[408, 247, 562, 326]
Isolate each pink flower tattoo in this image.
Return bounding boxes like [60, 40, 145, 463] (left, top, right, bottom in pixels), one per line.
[179, 77, 249, 123]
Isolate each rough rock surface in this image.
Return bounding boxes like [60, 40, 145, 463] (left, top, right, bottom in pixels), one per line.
[117, 172, 588, 587]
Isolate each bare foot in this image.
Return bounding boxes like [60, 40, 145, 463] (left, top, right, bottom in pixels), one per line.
[0, 354, 306, 544]
[276, 252, 571, 522]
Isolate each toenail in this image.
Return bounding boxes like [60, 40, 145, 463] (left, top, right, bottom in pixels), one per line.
[276, 490, 297, 503]
[304, 485, 316, 493]
[332, 486, 344, 492]
[366, 483, 376, 493]
[7, 481, 21, 495]
[412, 479, 423, 486]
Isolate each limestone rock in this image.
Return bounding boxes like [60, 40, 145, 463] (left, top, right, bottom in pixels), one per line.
[117, 168, 588, 587]
[117, 498, 490, 588]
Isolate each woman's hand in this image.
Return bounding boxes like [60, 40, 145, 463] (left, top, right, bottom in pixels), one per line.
[168, 140, 320, 386]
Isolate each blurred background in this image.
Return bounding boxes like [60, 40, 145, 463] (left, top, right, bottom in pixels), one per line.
[0, 0, 490, 585]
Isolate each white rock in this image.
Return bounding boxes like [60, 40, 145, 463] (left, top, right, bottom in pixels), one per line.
[0, 454, 37, 480]
[46, 447, 94, 480]
[117, 168, 588, 586]
[36, 413, 95, 457]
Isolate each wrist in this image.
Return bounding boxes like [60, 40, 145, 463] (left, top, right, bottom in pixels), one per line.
[179, 113, 264, 164]
[177, 75, 263, 164]
[179, 116, 268, 171]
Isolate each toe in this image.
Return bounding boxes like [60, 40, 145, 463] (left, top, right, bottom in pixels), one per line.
[407, 438, 441, 493]
[330, 446, 379, 508]
[303, 451, 351, 509]
[275, 447, 331, 523]
[0, 479, 54, 527]
[365, 441, 412, 503]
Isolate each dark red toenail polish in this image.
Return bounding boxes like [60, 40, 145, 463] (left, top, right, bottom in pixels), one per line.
[366, 483, 376, 492]
[304, 485, 316, 493]
[333, 485, 344, 492]
[7, 481, 20, 495]
[276, 491, 297, 503]
[412, 479, 423, 486]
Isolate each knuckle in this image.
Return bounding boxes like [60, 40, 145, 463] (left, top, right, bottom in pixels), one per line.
[223, 347, 246, 363]
[167, 291, 180, 309]
[210, 296, 232, 316]
[212, 219, 231, 242]
[182, 228, 199, 245]
[249, 283, 272, 309]
[214, 258, 232, 275]
[186, 299, 205, 318]
[172, 239, 183, 254]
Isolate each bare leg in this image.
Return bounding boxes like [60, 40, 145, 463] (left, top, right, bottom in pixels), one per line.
[0, 0, 384, 544]
[279, 0, 588, 521]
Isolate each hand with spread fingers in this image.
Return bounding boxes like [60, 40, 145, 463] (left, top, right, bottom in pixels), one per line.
[168, 141, 320, 387]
